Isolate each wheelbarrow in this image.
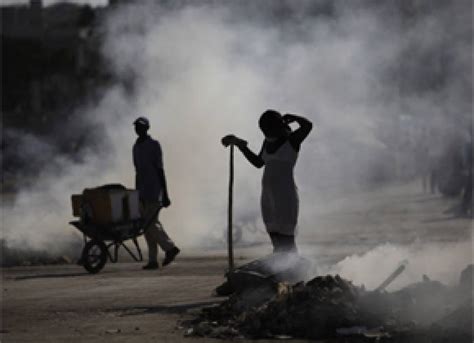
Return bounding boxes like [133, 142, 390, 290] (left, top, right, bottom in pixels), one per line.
[70, 218, 146, 273]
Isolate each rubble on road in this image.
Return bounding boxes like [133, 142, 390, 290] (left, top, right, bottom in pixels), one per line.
[182, 265, 473, 342]
[216, 252, 312, 296]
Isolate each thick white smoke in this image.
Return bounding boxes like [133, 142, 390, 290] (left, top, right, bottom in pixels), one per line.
[326, 235, 473, 290]
[2, 0, 471, 282]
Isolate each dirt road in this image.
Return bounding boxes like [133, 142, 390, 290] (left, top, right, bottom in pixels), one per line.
[2, 259, 236, 343]
[1, 183, 471, 342]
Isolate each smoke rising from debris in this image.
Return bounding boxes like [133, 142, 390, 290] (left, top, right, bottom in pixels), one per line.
[326, 236, 473, 290]
[2, 0, 472, 282]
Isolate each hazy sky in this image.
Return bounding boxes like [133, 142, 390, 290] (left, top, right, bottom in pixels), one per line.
[2, 0, 108, 6]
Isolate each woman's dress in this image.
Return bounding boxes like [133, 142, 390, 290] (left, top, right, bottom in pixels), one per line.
[261, 140, 299, 236]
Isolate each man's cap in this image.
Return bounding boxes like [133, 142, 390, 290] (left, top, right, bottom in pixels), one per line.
[133, 116, 150, 127]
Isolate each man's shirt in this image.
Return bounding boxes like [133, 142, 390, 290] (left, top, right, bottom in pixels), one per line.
[133, 135, 164, 202]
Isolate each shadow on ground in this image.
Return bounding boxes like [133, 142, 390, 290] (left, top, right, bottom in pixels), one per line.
[109, 300, 220, 316]
[15, 272, 92, 281]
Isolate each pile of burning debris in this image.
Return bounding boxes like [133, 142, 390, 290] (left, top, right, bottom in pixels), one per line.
[182, 257, 473, 342]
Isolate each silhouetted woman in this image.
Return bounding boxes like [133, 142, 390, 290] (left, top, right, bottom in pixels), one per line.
[223, 110, 312, 253]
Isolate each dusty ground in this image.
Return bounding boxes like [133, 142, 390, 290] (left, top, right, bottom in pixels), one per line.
[1, 182, 472, 342]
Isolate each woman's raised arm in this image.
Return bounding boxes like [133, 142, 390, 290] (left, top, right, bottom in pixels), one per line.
[283, 114, 313, 151]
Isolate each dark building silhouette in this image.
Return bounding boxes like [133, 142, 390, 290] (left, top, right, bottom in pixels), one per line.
[1, 0, 106, 129]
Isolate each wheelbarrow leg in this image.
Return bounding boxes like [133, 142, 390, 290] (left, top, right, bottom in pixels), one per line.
[77, 234, 88, 266]
[114, 243, 119, 262]
[105, 242, 117, 262]
[132, 238, 143, 261]
[120, 240, 142, 262]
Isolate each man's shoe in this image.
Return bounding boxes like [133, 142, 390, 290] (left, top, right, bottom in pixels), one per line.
[142, 262, 159, 270]
[163, 247, 180, 266]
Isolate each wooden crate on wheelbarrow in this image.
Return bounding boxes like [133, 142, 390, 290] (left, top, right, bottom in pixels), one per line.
[69, 184, 152, 274]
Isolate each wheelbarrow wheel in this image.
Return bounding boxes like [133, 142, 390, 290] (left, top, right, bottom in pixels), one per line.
[82, 240, 107, 274]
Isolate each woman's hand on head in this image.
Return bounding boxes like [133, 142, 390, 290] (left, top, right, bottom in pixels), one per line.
[282, 114, 297, 124]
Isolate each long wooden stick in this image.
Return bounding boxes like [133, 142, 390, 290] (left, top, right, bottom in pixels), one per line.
[227, 144, 235, 271]
[375, 263, 406, 291]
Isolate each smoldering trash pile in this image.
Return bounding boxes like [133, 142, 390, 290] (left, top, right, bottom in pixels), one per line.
[182, 261, 473, 342]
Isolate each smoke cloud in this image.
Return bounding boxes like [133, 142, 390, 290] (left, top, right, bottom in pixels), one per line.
[326, 234, 473, 290]
[2, 0, 472, 280]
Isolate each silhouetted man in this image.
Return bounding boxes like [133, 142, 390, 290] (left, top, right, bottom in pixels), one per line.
[133, 116, 180, 270]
